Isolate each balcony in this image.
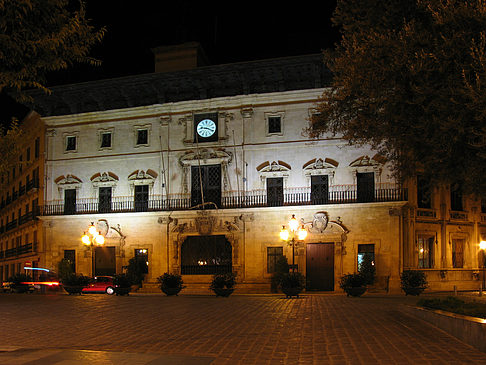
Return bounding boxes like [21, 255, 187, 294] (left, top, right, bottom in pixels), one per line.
[40, 184, 408, 216]
[1, 243, 34, 259]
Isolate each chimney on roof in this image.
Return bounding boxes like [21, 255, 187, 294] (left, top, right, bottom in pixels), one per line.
[151, 42, 210, 73]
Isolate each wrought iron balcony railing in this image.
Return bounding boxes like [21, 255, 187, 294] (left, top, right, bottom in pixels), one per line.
[40, 184, 408, 216]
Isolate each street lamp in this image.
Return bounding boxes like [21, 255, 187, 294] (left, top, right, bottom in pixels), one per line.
[480, 240, 486, 292]
[81, 222, 105, 277]
[280, 214, 308, 272]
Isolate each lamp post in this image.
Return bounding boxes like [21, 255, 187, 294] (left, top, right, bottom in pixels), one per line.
[81, 222, 105, 277]
[480, 240, 486, 293]
[279, 214, 308, 272]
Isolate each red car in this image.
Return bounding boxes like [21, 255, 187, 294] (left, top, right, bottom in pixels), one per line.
[82, 276, 115, 295]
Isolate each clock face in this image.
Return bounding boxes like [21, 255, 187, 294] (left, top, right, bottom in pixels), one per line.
[196, 119, 216, 138]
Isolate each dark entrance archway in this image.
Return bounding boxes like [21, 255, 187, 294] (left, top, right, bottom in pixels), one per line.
[181, 235, 232, 275]
[306, 242, 334, 291]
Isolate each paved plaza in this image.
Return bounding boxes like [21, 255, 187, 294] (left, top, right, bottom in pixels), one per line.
[0, 292, 485, 364]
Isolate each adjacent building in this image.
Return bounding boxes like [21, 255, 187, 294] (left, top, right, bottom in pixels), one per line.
[0, 111, 45, 281]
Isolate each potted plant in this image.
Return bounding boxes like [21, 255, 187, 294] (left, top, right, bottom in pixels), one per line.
[210, 272, 236, 297]
[8, 273, 33, 293]
[61, 274, 91, 295]
[157, 272, 185, 296]
[400, 269, 428, 295]
[339, 273, 367, 297]
[271, 256, 290, 293]
[126, 257, 146, 291]
[113, 273, 132, 295]
[279, 272, 306, 298]
[358, 253, 376, 286]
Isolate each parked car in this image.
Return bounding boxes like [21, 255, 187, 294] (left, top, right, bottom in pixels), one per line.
[82, 276, 115, 295]
[1, 281, 35, 293]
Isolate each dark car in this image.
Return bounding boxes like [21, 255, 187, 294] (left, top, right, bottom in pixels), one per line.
[82, 276, 115, 295]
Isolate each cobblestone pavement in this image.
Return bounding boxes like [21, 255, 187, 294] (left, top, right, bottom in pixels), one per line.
[0, 292, 485, 364]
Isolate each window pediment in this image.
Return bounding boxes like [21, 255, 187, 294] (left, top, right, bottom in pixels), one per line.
[91, 172, 119, 188]
[179, 148, 232, 167]
[128, 169, 157, 186]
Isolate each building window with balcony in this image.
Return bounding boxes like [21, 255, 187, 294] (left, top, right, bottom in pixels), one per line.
[64, 189, 76, 215]
[134, 185, 149, 212]
[450, 184, 463, 211]
[417, 234, 434, 268]
[357, 172, 375, 203]
[98, 187, 112, 213]
[311, 175, 329, 205]
[35, 137, 40, 158]
[267, 177, 284, 207]
[267, 246, 284, 273]
[191, 165, 221, 208]
[417, 177, 432, 209]
[452, 238, 464, 268]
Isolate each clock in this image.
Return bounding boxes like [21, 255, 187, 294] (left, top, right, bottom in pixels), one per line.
[194, 113, 218, 142]
[196, 119, 216, 138]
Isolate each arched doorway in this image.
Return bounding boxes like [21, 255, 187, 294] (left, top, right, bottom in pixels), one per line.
[181, 235, 232, 275]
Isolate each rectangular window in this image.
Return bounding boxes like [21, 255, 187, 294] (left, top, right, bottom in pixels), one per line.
[267, 177, 283, 207]
[66, 136, 76, 151]
[267, 246, 284, 273]
[98, 187, 112, 213]
[136, 129, 148, 145]
[311, 175, 329, 204]
[134, 249, 149, 274]
[357, 244, 375, 271]
[357, 172, 375, 203]
[134, 185, 149, 212]
[26, 147, 31, 161]
[450, 184, 463, 211]
[191, 165, 221, 208]
[100, 132, 112, 148]
[35, 137, 40, 158]
[64, 249, 76, 274]
[64, 189, 76, 215]
[417, 235, 434, 268]
[452, 239, 464, 268]
[268, 116, 282, 134]
[19, 155, 22, 173]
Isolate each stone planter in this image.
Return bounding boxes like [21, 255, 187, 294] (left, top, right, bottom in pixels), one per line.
[11, 284, 31, 294]
[161, 286, 182, 296]
[62, 285, 85, 295]
[114, 286, 131, 296]
[402, 287, 426, 296]
[344, 286, 367, 297]
[281, 286, 303, 298]
[212, 288, 234, 297]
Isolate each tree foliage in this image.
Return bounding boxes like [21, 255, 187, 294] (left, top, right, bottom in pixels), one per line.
[308, 0, 486, 196]
[0, 0, 105, 101]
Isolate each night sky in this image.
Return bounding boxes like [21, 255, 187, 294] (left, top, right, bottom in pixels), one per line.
[1, 1, 339, 122]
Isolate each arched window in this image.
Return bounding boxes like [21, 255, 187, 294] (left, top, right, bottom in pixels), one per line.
[181, 235, 232, 275]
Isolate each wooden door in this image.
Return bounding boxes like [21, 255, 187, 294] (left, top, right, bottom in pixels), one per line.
[306, 242, 334, 291]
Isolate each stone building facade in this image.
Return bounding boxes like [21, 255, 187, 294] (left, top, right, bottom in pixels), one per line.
[0, 112, 45, 282]
[15, 44, 485, 293]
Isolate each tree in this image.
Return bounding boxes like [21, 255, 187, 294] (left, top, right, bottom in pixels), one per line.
[307, 0, 486, 197]
[0, 0, 105, 101]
